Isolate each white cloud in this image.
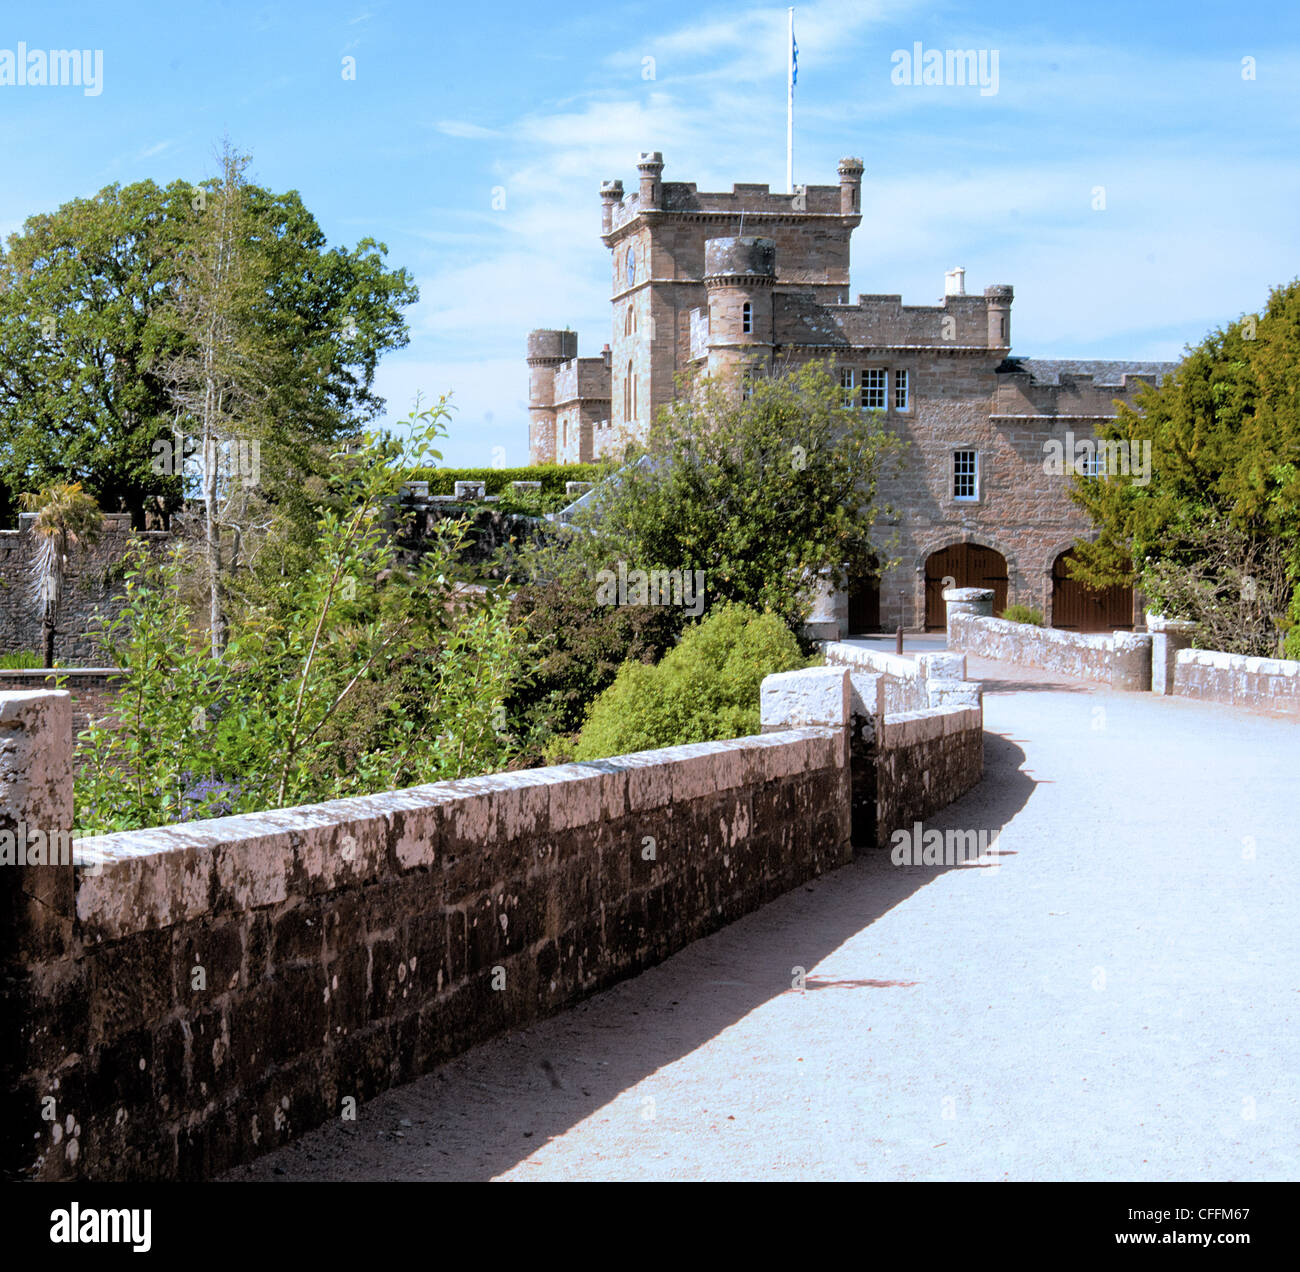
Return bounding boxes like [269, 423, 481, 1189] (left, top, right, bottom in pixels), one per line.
[435, 119, 504, 140]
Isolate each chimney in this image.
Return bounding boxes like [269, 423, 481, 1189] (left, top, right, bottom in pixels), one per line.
[601, 343, 611, 370]
[945, 267, 966, 297]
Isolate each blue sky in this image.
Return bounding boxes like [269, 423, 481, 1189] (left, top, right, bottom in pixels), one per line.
[2, 0, 1298, 466]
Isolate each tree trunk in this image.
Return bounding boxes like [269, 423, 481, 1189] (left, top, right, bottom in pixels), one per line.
[41, 616, 55, 669]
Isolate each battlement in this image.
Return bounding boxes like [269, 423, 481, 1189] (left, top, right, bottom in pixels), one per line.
[996, 357, 1175, 389]
[788, 286, 1013, 348]
[602, 153, 863, 241]
[993, 357, 1177, 416]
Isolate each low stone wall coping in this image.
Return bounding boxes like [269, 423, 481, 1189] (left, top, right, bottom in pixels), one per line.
[823, 642, 920, 679]
[73, 728, 840, 942]
[1177, 648, 1300, 677]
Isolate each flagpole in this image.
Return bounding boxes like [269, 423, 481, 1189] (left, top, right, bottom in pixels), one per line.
[786, 7, 794, 194]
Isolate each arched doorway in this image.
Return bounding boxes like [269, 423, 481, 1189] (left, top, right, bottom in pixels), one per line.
[1051, 550, 1133, 632]
[925, 543, 1009, 629]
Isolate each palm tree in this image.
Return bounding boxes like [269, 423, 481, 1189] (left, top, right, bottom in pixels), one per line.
[19, 482, 104, 668]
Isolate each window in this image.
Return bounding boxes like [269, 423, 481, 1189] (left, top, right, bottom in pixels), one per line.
[840, 367, 855, 408]
[624, 361, 635, 421]
[625, 306, 632, 336]
[626, 249, 636, 287]
[861, 368, 887, 411]
[953, 450, 979, 500]
[742, 302, 752, 334]
[894, 369, 910, 412]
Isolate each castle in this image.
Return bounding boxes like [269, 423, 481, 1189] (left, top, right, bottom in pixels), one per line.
[527, 152, 1176, 632]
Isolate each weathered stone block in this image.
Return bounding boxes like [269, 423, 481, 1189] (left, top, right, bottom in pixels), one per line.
[760, 666, 850, 730]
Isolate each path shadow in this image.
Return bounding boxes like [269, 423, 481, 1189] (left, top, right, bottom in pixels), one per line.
[222, 730, 1039, 1183]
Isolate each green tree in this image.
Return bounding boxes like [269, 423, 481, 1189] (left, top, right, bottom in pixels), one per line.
[0, 161, 418, 529]
[556, 360, 901, 633]
[1068, 279, 1300, 654]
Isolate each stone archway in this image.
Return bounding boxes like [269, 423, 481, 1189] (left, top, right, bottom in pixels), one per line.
[924, 543, 1009, 629]
[1051, 549, 1134, 632]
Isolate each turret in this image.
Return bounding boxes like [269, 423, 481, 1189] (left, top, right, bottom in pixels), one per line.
[600, 179, 624, 235]
[526, 329, 578, 464]
[704, 237, 776, 379]
[838, 157, 864, 215]
[637, 151, 664, 211]
[985, 284, 1013, 348]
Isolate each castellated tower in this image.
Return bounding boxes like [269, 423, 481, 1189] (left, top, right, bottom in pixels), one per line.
[526, 152, 867, 463]
[524, 147, 1177, 637]
[526, 329, 574, 465]
[526, 328, 610, 465]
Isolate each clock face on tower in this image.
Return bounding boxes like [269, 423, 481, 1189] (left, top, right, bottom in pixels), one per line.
[626, 249, 635, 286]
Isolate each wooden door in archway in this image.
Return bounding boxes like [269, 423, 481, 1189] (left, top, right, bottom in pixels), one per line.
[925, 543, 1009, 629]
[1051, 551, 1133, 631]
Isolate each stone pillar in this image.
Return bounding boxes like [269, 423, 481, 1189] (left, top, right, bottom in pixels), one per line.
[1146, 614, 1199, 695]
[1, 691, 82, 1181]
[801, 565, 848, 642]
[943, 587, 995, 622]
[0, 690, 76, 961]
[1111, 631, 1153, 692]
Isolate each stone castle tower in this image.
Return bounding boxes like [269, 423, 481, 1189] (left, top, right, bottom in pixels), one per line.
[528, 153, 1175, 633]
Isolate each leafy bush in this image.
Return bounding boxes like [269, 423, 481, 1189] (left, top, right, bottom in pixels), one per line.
[504, 579, 683, 764]
[1069, 279, 1300, 658]
[999, 604, 1044, 626]
[570, 603, 810, 761]
[76, 402, 526, 832]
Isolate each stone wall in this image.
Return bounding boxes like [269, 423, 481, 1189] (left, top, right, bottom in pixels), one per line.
[1173, 648, 1300, 716]
[816, 647, 985, 846]
[0, 518, 170, 664]
[875, 706, 984, 847]
[947, 610, 1152, 690]
[4, 659, 989, 1181]
[5, 710, 852, 1181]
[822, 642, 929, 712]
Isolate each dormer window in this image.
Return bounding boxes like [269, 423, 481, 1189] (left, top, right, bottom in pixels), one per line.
[742, 302, 753, 334]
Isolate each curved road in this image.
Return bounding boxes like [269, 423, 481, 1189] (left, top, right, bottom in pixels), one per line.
[226, 656, 1300, 1181]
